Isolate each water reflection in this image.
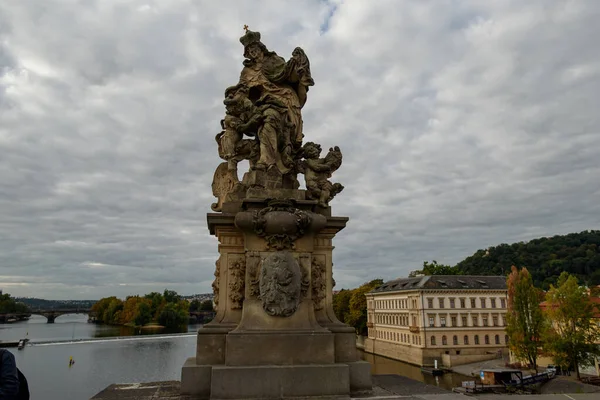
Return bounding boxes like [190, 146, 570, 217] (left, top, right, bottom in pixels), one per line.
[0, 314, 197, 342]
[361, 351, 472, 390]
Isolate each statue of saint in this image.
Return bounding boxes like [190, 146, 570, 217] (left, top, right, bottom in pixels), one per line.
[237, 30, 314, 174]
[210, 29, 344, 210]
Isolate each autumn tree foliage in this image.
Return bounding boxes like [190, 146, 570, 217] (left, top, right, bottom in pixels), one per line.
[544, 272, 600, 379]
[333, 279, 383, 336]
[505, 266, 546, 372]
[91, 289, 189, 329]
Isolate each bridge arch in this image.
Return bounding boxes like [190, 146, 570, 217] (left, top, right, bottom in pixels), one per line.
[30, 309, 92, 323]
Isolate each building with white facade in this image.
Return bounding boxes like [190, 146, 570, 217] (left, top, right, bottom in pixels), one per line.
[364, 275, 508, 367]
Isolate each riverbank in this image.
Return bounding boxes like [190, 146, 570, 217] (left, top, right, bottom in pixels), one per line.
[450, 358, 600, 395]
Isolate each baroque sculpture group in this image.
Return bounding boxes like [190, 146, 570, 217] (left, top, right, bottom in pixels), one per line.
[212, 28, 343, 211]
[181, 29, 371, 399]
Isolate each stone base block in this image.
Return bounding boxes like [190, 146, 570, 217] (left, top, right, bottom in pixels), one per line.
[347, 361, 372, 394]
[333, 331, 360, 362]
[211, 364, 350, 400]
[225, 331, 334, 366]
[195, 326, 234, 365]
[180, 357, 211, 397]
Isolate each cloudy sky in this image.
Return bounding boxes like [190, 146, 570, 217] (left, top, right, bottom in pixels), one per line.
[1, 0, 599, 300]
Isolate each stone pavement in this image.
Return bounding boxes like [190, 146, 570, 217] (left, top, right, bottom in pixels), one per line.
[90, 375, 600, 400]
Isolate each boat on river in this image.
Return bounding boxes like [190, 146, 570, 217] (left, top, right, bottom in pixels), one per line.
[454, 368, 555, 394]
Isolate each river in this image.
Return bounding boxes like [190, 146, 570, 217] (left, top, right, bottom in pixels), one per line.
[1, 315, 469, 399]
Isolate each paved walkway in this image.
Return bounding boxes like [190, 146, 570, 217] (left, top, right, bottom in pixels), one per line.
[90, 375, 600, 399]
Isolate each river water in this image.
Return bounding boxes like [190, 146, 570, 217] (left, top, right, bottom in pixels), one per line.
[1, 315, 468, 399]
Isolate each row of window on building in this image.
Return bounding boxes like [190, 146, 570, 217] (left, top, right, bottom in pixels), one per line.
[429, 334, 508, 346]
[426, 297, 506, 309]
[427, 313, 506, 327]
[374, 313, 506, 327]
[375, 297, 506, 310]
[374, 313, 416, 326]
[375, 330, 421, 345]
[375, 298, 418, 309]
[375, 330, 508, 346]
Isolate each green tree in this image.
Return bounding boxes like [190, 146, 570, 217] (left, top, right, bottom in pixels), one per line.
[544, 272, 600, 379]
[144, 292, 164, 318]
[163, 289, 181, 304]
[158, 302, 188, 328]
[134, 301, 153, 326]
[409, 260, 461, 277]
[345, 279, 383, 336]
[333, 289, 353, 324]
[189, 299, 201, 312]
[199, 300, 214, 311]
[0, 293, 31, 314]
[505, 266, 546, 372]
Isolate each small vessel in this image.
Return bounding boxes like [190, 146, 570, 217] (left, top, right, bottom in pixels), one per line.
[17, 338, 28, 350]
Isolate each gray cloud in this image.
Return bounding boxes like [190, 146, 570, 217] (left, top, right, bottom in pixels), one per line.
[1, 0, 599, 299]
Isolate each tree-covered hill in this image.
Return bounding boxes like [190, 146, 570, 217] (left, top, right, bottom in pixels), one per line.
[455, 230, 600, 289]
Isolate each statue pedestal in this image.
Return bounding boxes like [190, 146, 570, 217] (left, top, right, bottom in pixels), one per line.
[181, 198, 371, 399]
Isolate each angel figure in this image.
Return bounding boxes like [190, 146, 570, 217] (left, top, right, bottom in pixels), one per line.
[299, 142, 344, 207]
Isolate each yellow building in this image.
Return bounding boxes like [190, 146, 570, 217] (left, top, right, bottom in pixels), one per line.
[364, 275, 508, 367]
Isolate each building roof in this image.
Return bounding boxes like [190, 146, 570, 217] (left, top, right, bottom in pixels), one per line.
[370, 275, 507, 294]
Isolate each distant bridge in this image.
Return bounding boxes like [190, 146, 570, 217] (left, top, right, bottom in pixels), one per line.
[0, 308, 92, 324]
[188, 311, 215, 324]
[1, 309, 214, 324]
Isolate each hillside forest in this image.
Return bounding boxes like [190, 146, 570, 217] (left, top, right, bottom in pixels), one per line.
[410, 230, 600, 289]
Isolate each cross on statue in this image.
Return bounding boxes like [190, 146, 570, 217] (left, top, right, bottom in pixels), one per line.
[243, 24, 249, 32]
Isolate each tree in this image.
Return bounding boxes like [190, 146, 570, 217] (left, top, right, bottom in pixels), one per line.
[505, 266, 546, 372]
[189, 299, 201, 312]
[144, 292, 164, 318]
[544, 272, 600, 379]
[333, 289, 352, 323]
[163, 289, 181, 304]
[134, 301, 153, 326]
[91, 296, 121, 324]
[0, 293, 31, 314]
[409, 260, 461, 277]
[345, 279, 383, 336]
[158, 302, 188, 328]
[199, 300, 214, 311]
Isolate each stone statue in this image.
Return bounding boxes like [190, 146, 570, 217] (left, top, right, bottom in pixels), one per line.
[299, 142, 344, 207]
[210, 28, 345, 209]
[237, 29, 314, 175]
[216, 84, 261, 172]
[259, 251, 302, 317]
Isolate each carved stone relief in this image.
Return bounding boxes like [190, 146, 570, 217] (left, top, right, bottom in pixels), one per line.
[311, 257, 326, 311]
[251, 199, 312, 250]
[228, 255, 246, 309]
[259, 251, 302, 317]
[246, 251, 261, 298]
[211, 257, 221, 311]
[299, 254, 310, 300]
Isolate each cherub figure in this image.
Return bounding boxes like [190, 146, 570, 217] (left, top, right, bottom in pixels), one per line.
[220, 84, 257, 169]
[300, 142, 344, 207]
